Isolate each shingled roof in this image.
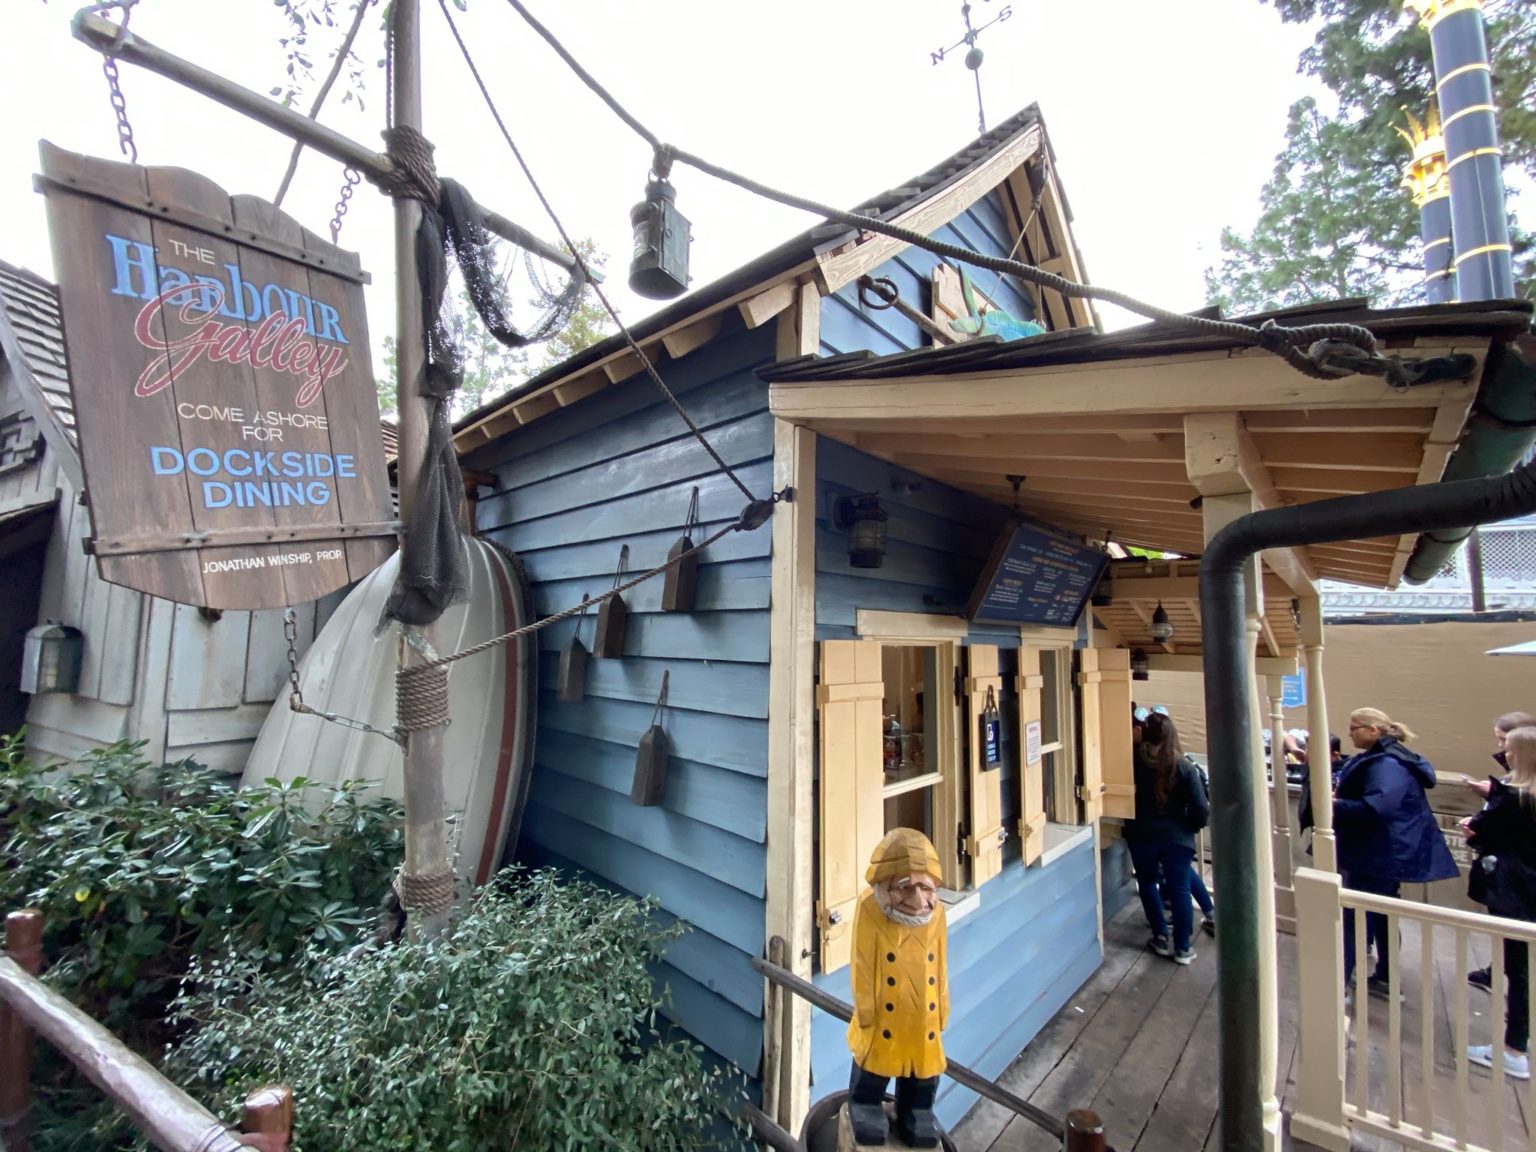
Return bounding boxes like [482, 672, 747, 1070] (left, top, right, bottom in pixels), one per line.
[0, 258, 82, 491]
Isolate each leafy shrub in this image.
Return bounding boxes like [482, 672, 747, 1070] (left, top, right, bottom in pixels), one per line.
[167, 869, 735, 1152]
[0, 733, 402, 1050]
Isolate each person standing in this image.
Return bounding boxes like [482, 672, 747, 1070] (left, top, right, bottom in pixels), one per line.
[1334, 708, 1459, 996]
[1462, 726, 1536, 1080]
[1125, 712, 1210, 964]
[1463, 711, 1535, 992]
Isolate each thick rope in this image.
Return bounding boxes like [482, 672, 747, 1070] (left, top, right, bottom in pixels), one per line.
[500, 0, 1411, 379]
[436, 0, 759, 504]
[378, 124, 442, 205]
[398, 867, 455, 915]
[396, 660, 451, 733]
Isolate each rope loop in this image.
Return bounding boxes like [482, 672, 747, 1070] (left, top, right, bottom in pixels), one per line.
[380, 124, 442, 205]
[650, 144, 676, 182]
[858, 276, 900, 312]
[398, 867, 455, 915]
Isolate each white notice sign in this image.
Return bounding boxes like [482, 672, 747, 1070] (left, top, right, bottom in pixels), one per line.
[1026, 720, 1043, 766]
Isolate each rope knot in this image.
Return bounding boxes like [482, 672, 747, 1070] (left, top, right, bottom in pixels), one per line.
[651, 145, 676, 181]
[397, 866, 455, 916]
[380, 124, 442, 205]
[396, 661, 451, 733]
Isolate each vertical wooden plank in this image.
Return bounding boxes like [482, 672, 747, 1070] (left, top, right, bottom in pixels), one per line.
[1291, 868, 1350, 1152]
[1079, 648, 1133, 821]
[1355, 903, 1369, 1116]
[97, 584, 143, 706]
[165, 603, 247, 711]
[1422, 922, 1436, 1142]
[1455, 928, 1470, 1147]
[243, 603, 312, 704]
[1387, 914, 1402, 1128]
[1492, 937, 1506, 1152]
[38, 143, 205, 606]
[965, 643, 1004, 886]
[76, 533, 112, 699]
[1017, 646, 1046, 865]
[126, 595, 173, 763]
[816, 638, 883, 972]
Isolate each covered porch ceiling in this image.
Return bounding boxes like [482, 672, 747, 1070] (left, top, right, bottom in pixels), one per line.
[765, 301, 1534, 594]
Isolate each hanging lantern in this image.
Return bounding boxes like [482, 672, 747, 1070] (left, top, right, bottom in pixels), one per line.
[628, 150, 692, 300]
[20, 622, 83, 695]
[1149, 601, 1174, 642]
[834, 494, 889, 569]
[1130, 648, 1150, 682]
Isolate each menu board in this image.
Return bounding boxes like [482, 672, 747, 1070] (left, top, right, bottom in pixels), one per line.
[966, 520, 1108, 628]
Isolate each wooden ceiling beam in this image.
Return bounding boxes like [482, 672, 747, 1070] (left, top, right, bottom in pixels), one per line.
[1243, 408, 1437, 434]
[1249, 431, 1424, 472]
[819, 413, 1187, 437]
[847, 431, 1185, 463]
[896, 452, 1190, 485]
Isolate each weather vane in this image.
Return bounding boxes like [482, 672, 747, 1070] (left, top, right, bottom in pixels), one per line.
[930, 1, 1013, 135]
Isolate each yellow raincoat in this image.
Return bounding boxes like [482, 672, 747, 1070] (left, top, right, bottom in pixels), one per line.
[846, 829, 950, 1079]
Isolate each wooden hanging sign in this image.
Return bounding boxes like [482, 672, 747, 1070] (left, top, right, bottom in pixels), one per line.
[35, 142, 396, 610]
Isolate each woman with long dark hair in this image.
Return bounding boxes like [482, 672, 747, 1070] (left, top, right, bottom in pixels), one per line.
[1124, 712, 1209, 965]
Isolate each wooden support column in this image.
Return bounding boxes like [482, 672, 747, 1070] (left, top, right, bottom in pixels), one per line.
[1267, 675, 1296, 935]
[762, 286, 820, 1133]
[1300, 596, 1336, 873]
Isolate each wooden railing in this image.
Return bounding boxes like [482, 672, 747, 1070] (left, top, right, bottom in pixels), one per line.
[0, 908, 292, 1152]
[1292, 867, 1536, 1152]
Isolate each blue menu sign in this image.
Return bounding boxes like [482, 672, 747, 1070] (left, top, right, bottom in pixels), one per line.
[966, 520, 1108, 628]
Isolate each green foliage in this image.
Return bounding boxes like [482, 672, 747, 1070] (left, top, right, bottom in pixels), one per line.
[1205, 97, 1423, 313]
[1209, 0, 1534, 310]
[0, 734, 402, 1051]
[167, 870, 736, 1152]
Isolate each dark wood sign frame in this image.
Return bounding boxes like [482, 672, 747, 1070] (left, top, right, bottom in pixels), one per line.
[965, 517, 1108, 630]
[37, 142, 396, 610]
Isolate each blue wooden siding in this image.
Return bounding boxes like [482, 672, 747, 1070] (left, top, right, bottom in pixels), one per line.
[819, 189, 1038, 356]
[467, 321, 776, 1078]
[810, 835, 1102, 1131]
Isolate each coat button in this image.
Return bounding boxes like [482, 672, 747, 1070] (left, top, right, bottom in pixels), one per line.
[887, 977, 896, 986]
[887, 953, 896, 962]
[883, 1030, 892, 1039]
[928, 976, 935, 985]
[928, 953, 935, 961]
[886, 1003, 894, 1012]
[928, 1032, 935, 1040]
[929, 1002, 936, 1011]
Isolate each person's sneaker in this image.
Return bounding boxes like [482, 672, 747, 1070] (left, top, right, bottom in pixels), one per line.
[1174, 947, 1196, 966]
[1366, 975, 1404, 1002]
[1148, 935, 1173, 958]
[1201, 916, 1217, 938]
[1468, 967, 1493, 993]
[1468, 1044, 1532, 1080]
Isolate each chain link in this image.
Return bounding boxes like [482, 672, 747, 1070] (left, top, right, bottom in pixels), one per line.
[101, 51, 138, 164]
[282, 606, 405, 747]
[330, 166, 362, 243]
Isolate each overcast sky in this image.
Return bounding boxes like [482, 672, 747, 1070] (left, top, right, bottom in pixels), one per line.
[2, 0, 1326, 370]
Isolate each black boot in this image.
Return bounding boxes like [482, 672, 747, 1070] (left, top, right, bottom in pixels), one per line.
[849, 1064, 890, 1146]
[895, 1075, 941, 1148]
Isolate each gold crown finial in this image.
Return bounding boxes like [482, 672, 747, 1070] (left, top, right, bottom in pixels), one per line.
[1397, 103, 1449, 206]
[1403, 0, 1484, 29]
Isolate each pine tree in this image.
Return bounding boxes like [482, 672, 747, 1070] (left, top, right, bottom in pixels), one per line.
[1207, 0, 1534, 311]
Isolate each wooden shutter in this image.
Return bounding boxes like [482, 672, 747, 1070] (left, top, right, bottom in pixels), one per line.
[964, 644, 1006, 886]
[1016, 648, 1047, 865]
[1079, 648, 1134, 821]
[816, 639, 884, 972]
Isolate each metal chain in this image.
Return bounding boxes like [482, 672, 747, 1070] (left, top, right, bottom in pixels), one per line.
[101, 51, 138, 165]
[282, 606, 405, 747]
[330, 166, 362, 243]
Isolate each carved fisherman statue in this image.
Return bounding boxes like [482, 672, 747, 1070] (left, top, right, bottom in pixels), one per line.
[846, 828, 950, 1148]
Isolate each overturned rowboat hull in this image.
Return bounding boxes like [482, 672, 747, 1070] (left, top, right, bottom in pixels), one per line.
[243, 537, 537, 885]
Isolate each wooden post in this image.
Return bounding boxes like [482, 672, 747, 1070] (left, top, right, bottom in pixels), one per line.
[1245, 620, 1282, 1152]
[1267, 675, 1295, 935]
[390, 0, 452, 941]
[1062, 1109, 1106, 1152]
[1300, 597, 1336, 873]
[1290, 868, 1350, 1152]
[1, 909, 44, 1152]
[239, 1085, 293, 1152]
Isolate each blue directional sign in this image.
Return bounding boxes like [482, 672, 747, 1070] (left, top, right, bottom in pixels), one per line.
[1281, 671, 1306, 710]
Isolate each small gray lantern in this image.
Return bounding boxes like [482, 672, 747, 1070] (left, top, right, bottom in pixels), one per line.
[1130, 648, 1150, 682]
[21, 622, 83, 695]
[834, 493, 889, 569]
[628, 158, 692, 300]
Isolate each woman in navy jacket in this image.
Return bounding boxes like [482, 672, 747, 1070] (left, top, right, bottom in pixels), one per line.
[1334, 708, 1459, 994]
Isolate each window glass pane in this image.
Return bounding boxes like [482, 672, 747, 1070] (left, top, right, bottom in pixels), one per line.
[884, 786, 934, 840]
[1040, 650, 1061, 745]
[881, 646, 937, 787]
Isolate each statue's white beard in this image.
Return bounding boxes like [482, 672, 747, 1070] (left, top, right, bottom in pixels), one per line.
[875, 888, 934, 926]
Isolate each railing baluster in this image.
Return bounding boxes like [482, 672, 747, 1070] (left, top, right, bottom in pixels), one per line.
[1388, 912, 1402, 1128]
[1356, 897, 1370, 1116]
[1492, 935, 1506, 1152]
[1456, 927, 1470, 1149]
[240, 1085, 293, 1152]
[1422, 920, 1435, 1142]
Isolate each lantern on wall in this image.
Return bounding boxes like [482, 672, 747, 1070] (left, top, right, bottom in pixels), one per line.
[20, 622, 83, 695]
[1130, 648, 1150, 681]
[834, 494, 889, 569]
[628, 150, 692, 300]
[1149, 601, 1174, 642]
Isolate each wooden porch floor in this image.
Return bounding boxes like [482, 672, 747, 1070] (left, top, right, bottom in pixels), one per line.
[952, 893, 1535, 1152]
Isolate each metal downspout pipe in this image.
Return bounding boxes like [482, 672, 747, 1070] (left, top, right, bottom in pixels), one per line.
[1200, 456, 1536, 1152]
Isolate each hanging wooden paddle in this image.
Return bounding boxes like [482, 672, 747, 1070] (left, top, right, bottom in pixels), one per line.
[557, 595, 591, 703]
[631, 671, 671, 807]
[661, 488, 701, 613]
[594, 544, 630, 658]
